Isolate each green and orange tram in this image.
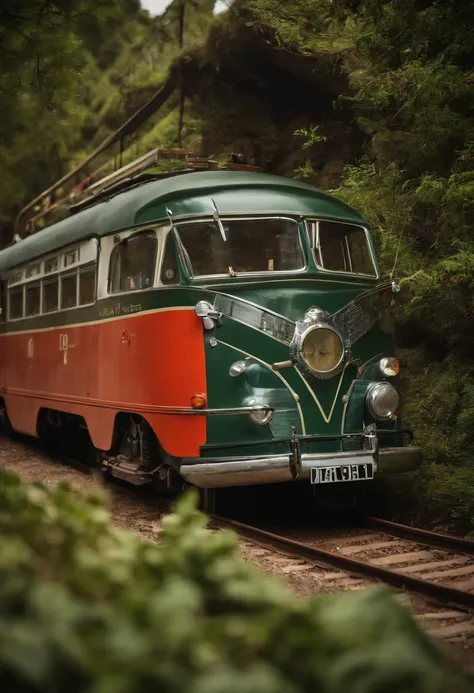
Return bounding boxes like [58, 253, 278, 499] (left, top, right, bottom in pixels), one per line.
[0, 153, 422, 511]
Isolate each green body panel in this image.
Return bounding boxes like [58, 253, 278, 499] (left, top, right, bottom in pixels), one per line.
[203, 293, 399, 457]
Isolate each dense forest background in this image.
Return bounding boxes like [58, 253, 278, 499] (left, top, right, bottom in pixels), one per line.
[2, 0, 474, 531]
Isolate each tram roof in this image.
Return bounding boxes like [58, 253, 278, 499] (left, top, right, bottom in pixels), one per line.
[0, 171, 365, 272]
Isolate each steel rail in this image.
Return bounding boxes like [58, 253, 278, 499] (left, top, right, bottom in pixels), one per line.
[363, 516, 474, 556]
[214, 516, 474, 610]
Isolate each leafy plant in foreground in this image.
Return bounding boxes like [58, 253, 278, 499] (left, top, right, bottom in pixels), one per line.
[0, 470, 472, 693]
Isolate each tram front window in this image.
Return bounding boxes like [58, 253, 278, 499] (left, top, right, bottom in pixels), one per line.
[109, 231, 157, 293]
[176, 218, 304, 277]
[315, 221, 376, 277]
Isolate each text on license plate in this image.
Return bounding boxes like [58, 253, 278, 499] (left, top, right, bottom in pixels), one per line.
[311, 463, 374, 484]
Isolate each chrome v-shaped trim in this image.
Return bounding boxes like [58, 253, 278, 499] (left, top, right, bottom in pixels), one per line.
[293, 364, 349, 424]
[209, 280, 393, 348]
[213, 292, 295, 345]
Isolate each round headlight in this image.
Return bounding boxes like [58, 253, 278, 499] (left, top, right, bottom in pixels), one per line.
[379, 357, 400, 378]
[300, 326, 344, 375]
[366, 382, 399, 420]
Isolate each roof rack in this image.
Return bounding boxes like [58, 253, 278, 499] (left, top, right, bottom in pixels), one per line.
[68, 168, 194, 215]
[80, 148, 214, 199]
[24, 149, 219, 233]
[20, 149, 262, 236]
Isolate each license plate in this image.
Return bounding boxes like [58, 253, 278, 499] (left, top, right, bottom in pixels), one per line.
[311, 463, 374, 484]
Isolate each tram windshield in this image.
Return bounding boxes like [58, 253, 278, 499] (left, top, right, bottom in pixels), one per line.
[176, 218, 304, 276]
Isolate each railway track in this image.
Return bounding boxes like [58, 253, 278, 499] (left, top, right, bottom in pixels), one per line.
[214, 515, 474, 642]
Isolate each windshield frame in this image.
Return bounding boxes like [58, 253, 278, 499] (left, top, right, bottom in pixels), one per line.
[174, 215, 307, 280]
[306, 218, 379, 279]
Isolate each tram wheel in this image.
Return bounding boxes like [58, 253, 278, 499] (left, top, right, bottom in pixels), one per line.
[116, 414, 159, 472]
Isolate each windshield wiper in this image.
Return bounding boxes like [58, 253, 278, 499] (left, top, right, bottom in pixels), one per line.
[211, 198, 236, 276]
[211, 198, 227, 242]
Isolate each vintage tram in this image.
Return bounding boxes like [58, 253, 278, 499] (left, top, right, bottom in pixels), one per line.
[0, 157, 422, 511]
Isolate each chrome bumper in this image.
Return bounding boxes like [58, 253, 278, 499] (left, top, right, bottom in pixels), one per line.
[179, 436, 423, 489]
[377, 446, 423, 474]
[180, 454, 295, 488]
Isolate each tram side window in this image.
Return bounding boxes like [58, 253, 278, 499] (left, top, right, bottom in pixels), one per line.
[161, 234, 179, 285]
[79, 265, 96, 305]
[44, 257, 59, 274]
[25, 282, 40, 317]
[60, 272, 77, 309]
[317, 222, 376, 277]
[9, 286, 23, 320]
[43, 277, 58, 312]
[25, 263, 41, 279]
[109, 231, 157, 293]
[64, 249, 79, 268]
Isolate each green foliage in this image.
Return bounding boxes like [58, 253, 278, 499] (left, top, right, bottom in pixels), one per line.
[324, 2, 474, 495]
[293, 126, 328, 178]
[0, 0, 150, 237]
[294, 126, 327, 150]
[236, 0, 339, 53]
[0, 0, 221, 242]
[398, 350, 474, 462]
[374, 462, 474, 537]
[1, 469, 472, 692]
[294, 160, 316, 180]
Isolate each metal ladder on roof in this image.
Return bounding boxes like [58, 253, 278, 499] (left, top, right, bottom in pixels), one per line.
[19, 149, 263, 237]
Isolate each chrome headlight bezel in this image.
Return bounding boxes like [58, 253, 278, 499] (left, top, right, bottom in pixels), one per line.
[366, 382, 399, 421]
[291, 321, 346, 379]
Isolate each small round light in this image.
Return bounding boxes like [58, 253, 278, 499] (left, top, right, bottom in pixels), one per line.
[229, 360, 247, 377]
[379, 357, 400, 378]
[300, 326, 344, 375]
[366, 382, 399, 421]
[249, 406, 273, 425]
[190, 393, 207, 409]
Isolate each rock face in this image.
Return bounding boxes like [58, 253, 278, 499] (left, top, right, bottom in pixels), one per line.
[178, 12, 361, 186]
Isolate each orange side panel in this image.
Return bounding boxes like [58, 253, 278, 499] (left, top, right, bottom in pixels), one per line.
[0, 308, 207, 457]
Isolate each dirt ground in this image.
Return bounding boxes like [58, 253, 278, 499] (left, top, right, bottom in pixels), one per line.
[0, 436, 165, 542]
[2, 435, 474, 668]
